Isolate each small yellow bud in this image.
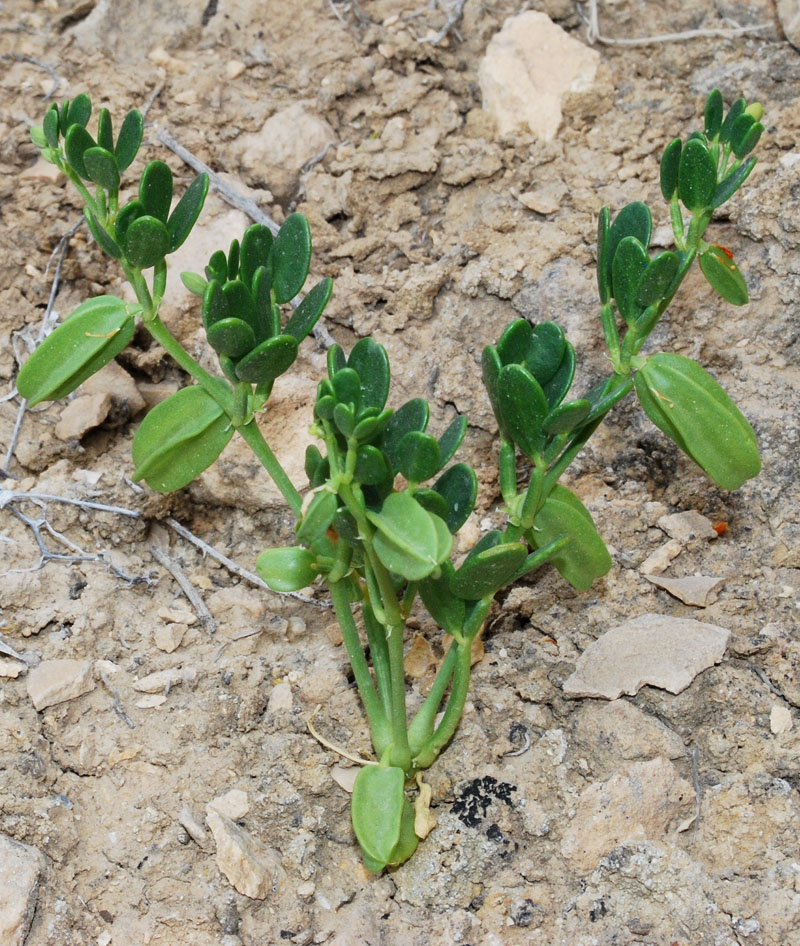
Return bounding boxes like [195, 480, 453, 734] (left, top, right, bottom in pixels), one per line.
[744, 102, 764, 121]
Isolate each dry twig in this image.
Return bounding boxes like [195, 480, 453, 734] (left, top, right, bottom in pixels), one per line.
[149, 543, 216, 633]
[2, 53, 62, 99]
[420, 0, 466, 45]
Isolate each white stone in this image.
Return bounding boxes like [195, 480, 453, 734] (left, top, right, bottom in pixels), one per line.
[770, 704, 793, 734]
[657, 510, 718, 543]
[563, 613, 730, 700]
[54, 393, 112, 441]
[26, 658, 95, 711]
[0, 833, 45, 946]
[645, 574, 723, 607]
[0, 658, 25, 678]
[208, 789, 250, 821]
[330, 765, 359, 794]
[561, 758, 695, 870]
[206, 809, 284, 900]
[777, 0, 800, 49]
[267, 681, 293, 713]
[133, 667, 197, 693]
[639, 539, 682, 575]
[135, 694, 167, 709]
[478, 12, 600, 140]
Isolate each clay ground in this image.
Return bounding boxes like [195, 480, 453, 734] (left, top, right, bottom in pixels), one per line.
[1, 1, 799, 944]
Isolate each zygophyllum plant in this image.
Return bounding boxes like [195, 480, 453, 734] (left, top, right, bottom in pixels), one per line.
[18, 90, 763, 871]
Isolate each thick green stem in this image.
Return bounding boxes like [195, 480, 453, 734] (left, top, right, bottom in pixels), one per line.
[328, 580, 391, 757]
[413, 641, 473, 770]
[407, 643, 458, 756]
[238, 421, 303, 517]
[362, 603, 393, 719]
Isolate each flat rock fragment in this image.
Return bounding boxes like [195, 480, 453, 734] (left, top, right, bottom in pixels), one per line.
[26, 658, 95, 710]
[54, 393, 112, 441]
[133, 667, 197, 693]
[645, 574, 723, 606]
[560, 758, 695, 870]
[207, 789, 250, 821]
[478, 11, 600, 140]
[770, 705, 793, 734]
[657, 510, 718, 543]
[639, 538, 682, 576]
[206, 809, 284, 900]
[0, 833, 46, 946]
[563, 613, 730, 699]
[777, 0, 800, 49]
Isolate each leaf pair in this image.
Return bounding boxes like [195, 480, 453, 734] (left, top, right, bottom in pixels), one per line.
[62, 105, 143, 189]
[634, 352, 761, 490]
[366, 492, 452, 581]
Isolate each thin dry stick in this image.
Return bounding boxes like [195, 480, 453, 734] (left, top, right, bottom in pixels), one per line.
[3, 53, 62, 99]
[149, 543, 216, 633]
[307, 704, 377, 766]
[583, 0, 769, 46]
[155, 126, 336, 349]
[2, 218, 83, 475]
[99, 667, 136, 729]
[421, 0, 466, 45]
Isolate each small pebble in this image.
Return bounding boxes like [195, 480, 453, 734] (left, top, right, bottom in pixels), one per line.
[770, 705, 793, 734]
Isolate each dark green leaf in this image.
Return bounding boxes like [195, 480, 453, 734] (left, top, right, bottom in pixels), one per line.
[383, 398, 429, 473]
[719, 98, 746, 143]
[131, 385, 234, 492]
[497, 364, 548, 459]
[84, 210, 122, 259]
[305, 444, 326, 484]
[419, 563, 466, 635]
[123, 215, 170, 269]
[227, 239, 240, 282]
[96, 108, 113, 152]
[65, 94, 91, 129]
[115, 199, 145, 246]
[43, 105, 60, 149]
[256, 546, 317, 592]
[284, 278, 333, 343]
[635, 251, 680, 307]
[234, 334, 298, 384]
[711, 156, 756, 209]
[333, 402, 355, 437]
[332, 367, 361, 410]
[729, 113, 754, 157]
[525, 322, 566, 386]
[433, 462, 477, 533]
[206, 249, 228, 283]
[203, 280, 230, 330]
[733, 121, 763, 159]
[252, 267, 272, 338]
[496, 319, 533, 366]
[397, 430, 442, 482]
[354, 445, 389, 485]
[64, 123, 95, 179]
[635, 352, 760, 490]
[678, 137, 717, 212]
[542, 399, 591, 436]
[528, 483, 612, 591]
[606, 202, 652, 289]
[353, 408, 392, 443]
[315, 395, 336, 420]
[438, 414, 467, 466]
[297, 489, 338, 544]
[704, 89, 724, 138]
[16, 296, 136, 406]
[450, 542, 527, 599]
[115, 109, 143, 171]
[348, 337, 390, 411]
[239, 224, 273, 288]
[83, 146, 120, 191]
[327, 344, 347, 377]
[596, 206, 611, 302]
[612, 236, 649, 325]
[272, 213, 312, 303]
[699, 246, 749, 306]
[206, 317, 257, 358]
[541, 340, 576, 409]
[167, 173, 209, 251]
[660, 137, 682, 200]
[413, 487, 449, 523]
[139, 160, 173, 223]
[222, 280, 258, 334]
[481, 345, 509, 440]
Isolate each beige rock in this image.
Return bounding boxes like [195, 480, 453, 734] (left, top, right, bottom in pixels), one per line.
[226, 59, 246, 79]
[133, 667, 197, 693]
[206, 809, 284, 899]
[208, 789, 250, 821]
[26, 658, 95, 711]
[135, 694, 166, 709]
[572, 699, 685, 769]
[153, 623, 186, 653]
[305, 169, 352, 219]
[561, 758, 695, 870]
[0, 833, 45, 946]
[563, 613, 730, 700]
[330, 765, 359, 794]
[267, 681, 293, 714]
[157, 607, 197, 626]
[657, 510, 718, 543]
[777, 0, 800, 49]
[770, 704, 793, 734]
[645, 574, 723, 607]
[0, 658, 25, 678]
[82, 360, 146, 416]
[516, 186, 565, 215]
[478, 12, 600, 140]
[54, 393, 112, 441]
[639, 538, 682, 575]
[235, 103, 336, 198]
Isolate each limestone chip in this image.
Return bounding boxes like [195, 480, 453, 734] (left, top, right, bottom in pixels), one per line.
[26, 658, 95, 710]
[206, 809, 284, 900]
[0, 834, 45, 946]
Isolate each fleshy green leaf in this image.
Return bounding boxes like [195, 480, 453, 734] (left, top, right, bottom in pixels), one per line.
[383, 398, 429, 473]
[234, 334, 298, 384]
[413, 487, 449, 523]
[139, 160, 173, 223]
[281, 277, 331, 344]
[227, 239, 240, 282]
[729, 113, 754, 158]
[206, 249, 228, 283]
[699, 246, 749, 306]
[331, 367, 361, 411]
[432, 462, 477, 534]
[660, 137, 682, 201]
[272, 213, 312, 303]
[596, 206, 611, 302]
[297, 489, 338, 544]
[525, 322, 566, 387]
[719, 98, 746, 143]
[438, 414, 467, 466]
[239, 224, 274, 288]
[710, 156, 756, 209]
[634, 352, 760, 490]
[65, 94, 91, 129]
[348, 337, 390, 412]
[612, 236, 649, 325]
[83, 146, 120, 191]
[96, 108, 114, 153]
[16, 296, 136, 406]
[180, 271, 208, 296]
[733, 121, 763, 159]
[203, 280, 230, 330]
[419, 563, 466, 635]
[64, 123, 95, 179]
[333, 402, 355, 437]
[43, 105, 60, 149]
[497, 319, 533, 367]
[115, 199, 145, 246]
[704, 90, 724, 138]
[115, 109, 144, 171]
[481, 345, 509, 441]
[367, 492, 439, 581]
[528, 483, 612, 591]
[541, 340, 575, 409]
[397, 431, 441, 482]
[222, 280, 258, 335]
[84, 210, 122, 259]
[327, 344, 347, 377]
[351, 766, 417, 873]
[131, 385, 233, 492]
[606, 202, 652, 290]
[123, 215, 170, 269]
[542, 399, 591, 436]
[450, 542, 528, 600]
[354, 445, 389, 485]
[679, 138, 717, 212]
[305, 444, 326, 485]
[167, 173, 209, 251]
[353, 408, 393, 443]
[256, 546, 318, 592]
[497, 364, 548, 459]
[635, 251, 679, 307]
[206, 318, 257, 358]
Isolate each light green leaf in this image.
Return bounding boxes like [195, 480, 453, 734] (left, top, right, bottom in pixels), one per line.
[367, 492, 439, 580]
[256, 546, 318, 592]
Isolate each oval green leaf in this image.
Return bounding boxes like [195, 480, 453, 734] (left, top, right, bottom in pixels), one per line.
[450, 542, 528, 600]
[354, 444, 390, 485]
[525, 322, 566, 387]
[239, 224, 274, 288]
[64, 123, 95, 179]
[297, 489, 338, 544]
[366, 492, 439, 581]
[383, 398, 430, 474]
[284, 277, 333, 343]
[606, 202, 651, 289]
[139, 160, 173, 223]
[704, 90, 724, 138]
[85, 210, 122, 259]
[710, 156, 756, 209]
[167, 173, 210, 251]
[596, 206, 611, 302]
[348, 337, 390, 412]
[542, 399, 591, 436]
[678, 138, 717, 212]
[123, 215, 171, 269]
[660, 137, 682, 201]
[699, 246, 749, 306]
[438, 414, 467, 466]
[115, 109, 143, 171]
[206, 317, 257, 358]
[256, 546, 318, 592]
[272, 213, 312, 303]
[83, 146, 120, 192]
[497, 364, 548, 460]
[234, 334, 298, 384]
[43, 105, 60, 149]
[496, 319, 533, 367]
[352, 766, 417, 873]
[635, 250, 680, 307]
[397, 430, 442, 483]
[96, 108, 114, 153]
[433, 462, 477, 534]
[419, 563, 466, 635]
[612, 236, 648, 325]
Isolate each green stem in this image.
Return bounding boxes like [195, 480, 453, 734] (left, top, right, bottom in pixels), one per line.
[362, 602, 393, 719]
[407, 643, 458, 756]
[413, 640, 473, 770]
[329, 580, 391, 757]
[238, 421, 303, 517]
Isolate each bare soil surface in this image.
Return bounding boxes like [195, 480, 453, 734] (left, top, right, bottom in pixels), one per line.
[1, 2, 799, 944]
